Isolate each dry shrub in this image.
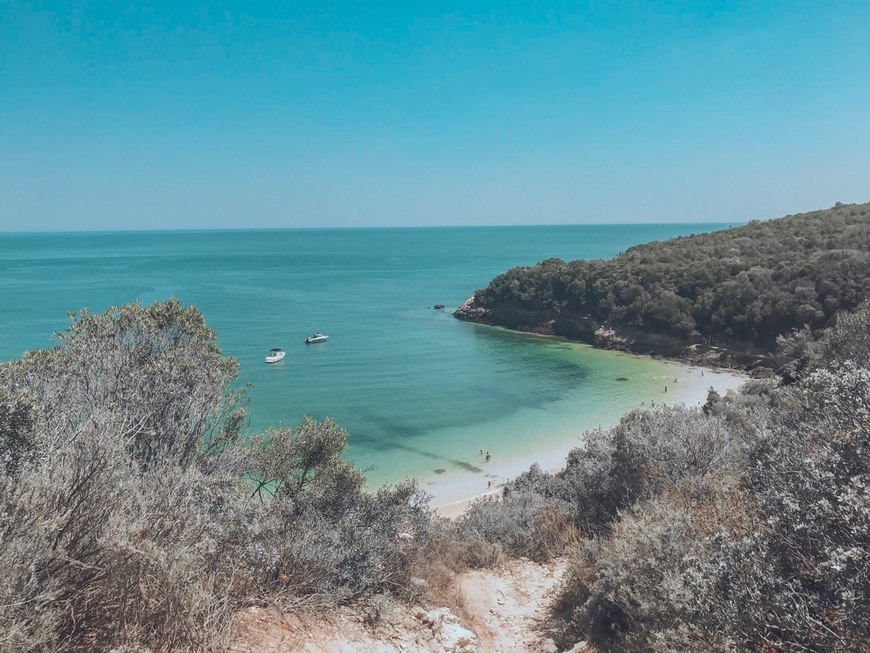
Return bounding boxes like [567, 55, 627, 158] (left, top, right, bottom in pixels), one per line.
[459, 491, 577, 561]
[548, 553, 595, 635]
[405, 520, 502, 608]
[1, 432, 433, 649]
[535, 505, 580, 552]
[0, 301, 442, 652]
[446, 582, 471, 623]
[546, 361, 869, 653]
[360, 593, 395, 627]
[546, 474, 756, 652]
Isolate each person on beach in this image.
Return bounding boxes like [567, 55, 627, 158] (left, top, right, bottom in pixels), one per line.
[485, 452, 491, 462]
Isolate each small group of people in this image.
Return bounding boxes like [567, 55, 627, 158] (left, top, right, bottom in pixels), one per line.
[480, 448, 491, 462]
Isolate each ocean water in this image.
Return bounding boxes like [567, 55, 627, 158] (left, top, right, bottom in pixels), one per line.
[0, 224, 732, 489]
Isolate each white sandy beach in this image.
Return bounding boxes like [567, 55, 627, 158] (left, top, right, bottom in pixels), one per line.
[431, 362, 748, 518]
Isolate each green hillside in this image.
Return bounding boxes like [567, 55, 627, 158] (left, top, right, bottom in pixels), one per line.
[456, 202, 870, 360]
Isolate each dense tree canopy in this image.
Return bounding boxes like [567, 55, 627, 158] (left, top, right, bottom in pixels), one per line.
[457, 202, 870, 352]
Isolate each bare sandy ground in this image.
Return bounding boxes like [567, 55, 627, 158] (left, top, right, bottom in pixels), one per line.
[231, 557, 579, 653]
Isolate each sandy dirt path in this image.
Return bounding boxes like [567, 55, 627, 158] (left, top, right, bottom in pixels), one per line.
[458, 557, 568, 653]
[231, 558, 572, 653]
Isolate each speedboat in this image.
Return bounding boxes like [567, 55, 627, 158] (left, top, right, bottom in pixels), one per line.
[265, 348, 286, 363]
[305, 332, 329, 344]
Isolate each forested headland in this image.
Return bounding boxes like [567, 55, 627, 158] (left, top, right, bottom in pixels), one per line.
[454, 202, 870, 370]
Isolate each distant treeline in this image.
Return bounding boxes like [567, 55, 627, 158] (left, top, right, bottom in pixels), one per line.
[456, 202, 870, 355]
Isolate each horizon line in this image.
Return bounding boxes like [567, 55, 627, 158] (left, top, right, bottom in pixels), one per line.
[0, 221, 743, 237]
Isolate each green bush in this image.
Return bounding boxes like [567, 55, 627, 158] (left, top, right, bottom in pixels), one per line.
[460, 202, 870, 352]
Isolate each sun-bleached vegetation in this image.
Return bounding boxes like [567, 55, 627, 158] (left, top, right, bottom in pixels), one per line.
[0, 300, 452, 652]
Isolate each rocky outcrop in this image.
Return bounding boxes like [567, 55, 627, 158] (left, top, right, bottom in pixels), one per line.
[454, 297, 556, 335]
[413, 607, 478, 652]
[593, 326, 632, 352]
[453, 296, 491, 324]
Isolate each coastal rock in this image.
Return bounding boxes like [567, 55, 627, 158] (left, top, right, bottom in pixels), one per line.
[425, 607, 458, 627]
[432, 304, 446, 310]
[594, 326, 631, 352]
[453, 296, 490, 323]
[440, 623, 477, 653]
[424, 608, 478, 652]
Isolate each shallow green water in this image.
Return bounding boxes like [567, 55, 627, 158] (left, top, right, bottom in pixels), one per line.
[0, 224, 730, 485]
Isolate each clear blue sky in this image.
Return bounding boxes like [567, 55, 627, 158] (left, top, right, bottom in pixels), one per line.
[1, 1, 868, 231]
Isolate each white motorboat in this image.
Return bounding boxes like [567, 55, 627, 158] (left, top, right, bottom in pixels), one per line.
[265, 348, 286, 363]
[305, 332, 329, 344]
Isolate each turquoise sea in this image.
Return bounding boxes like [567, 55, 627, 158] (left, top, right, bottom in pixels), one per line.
[0, 225, 732, 492]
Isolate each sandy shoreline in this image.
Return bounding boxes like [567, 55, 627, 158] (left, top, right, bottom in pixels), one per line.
[430, 362, 748, 519]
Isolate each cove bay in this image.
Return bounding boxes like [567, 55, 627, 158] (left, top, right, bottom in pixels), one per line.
[0, 224, 736, 494]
